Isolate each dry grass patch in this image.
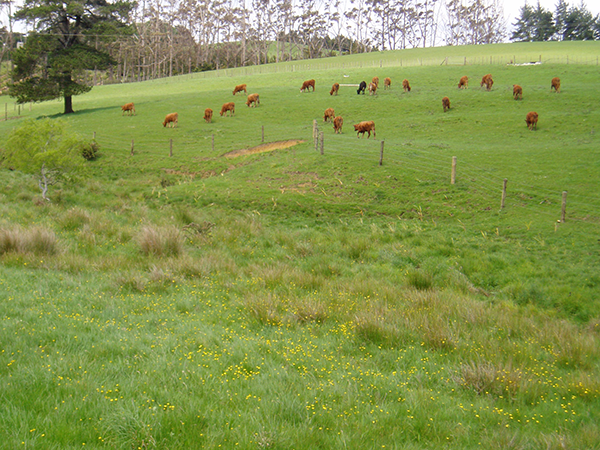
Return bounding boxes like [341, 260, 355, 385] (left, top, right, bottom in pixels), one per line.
[0, 226, 58, 255]
[222, 140, 304, 158]
[138, 226, 185, 257]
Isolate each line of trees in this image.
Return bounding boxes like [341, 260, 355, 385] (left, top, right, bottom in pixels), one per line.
[511, 0, 600, 41]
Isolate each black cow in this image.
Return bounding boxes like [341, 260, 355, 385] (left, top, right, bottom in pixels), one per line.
[357, 81, 367, 95]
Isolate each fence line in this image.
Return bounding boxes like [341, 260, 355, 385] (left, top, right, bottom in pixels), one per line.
[181, 53, 600, 81]
[87, 126, 600, 227]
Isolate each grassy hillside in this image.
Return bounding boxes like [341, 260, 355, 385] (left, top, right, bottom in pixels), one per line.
[1, 42, 599, 449]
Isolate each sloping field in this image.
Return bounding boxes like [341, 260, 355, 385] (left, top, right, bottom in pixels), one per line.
[1, 41, 599, 449]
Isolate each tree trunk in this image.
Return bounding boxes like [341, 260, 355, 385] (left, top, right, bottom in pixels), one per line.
[64, 95, 74, 114]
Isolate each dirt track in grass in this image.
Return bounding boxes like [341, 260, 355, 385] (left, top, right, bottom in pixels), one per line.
[222, 140, 305, 158]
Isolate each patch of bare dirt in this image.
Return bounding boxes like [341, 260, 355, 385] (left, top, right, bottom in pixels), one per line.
[222, 140, 305, 159]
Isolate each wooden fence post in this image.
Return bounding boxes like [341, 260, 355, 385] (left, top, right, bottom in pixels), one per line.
[319, 131, 324, 155]
[212, 134, 215, 152]
[379, 140, 384, 166]
[169, 139, 173, 157]
[93, 132, 96, 140]
[130, 139, 134, 156]
[451, 156, 457, 184]
[501, 178, 507, 209]
[561, 191, 568, 222]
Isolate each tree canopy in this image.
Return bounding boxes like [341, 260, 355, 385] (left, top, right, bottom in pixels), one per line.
[9, 0, 134, 113]
[2, 119, 88, 201]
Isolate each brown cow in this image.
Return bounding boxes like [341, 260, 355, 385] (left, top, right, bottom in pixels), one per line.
[246, 93, 260, 107]
[233, 84, 247, 95]
[442, 96, 450, 112]
[323, 108, 335, 123]
[333, 116, 343, 134]
[203, 108, 213, 123]
[513, 84, 523, 100]
[300, 79, 315, 92]
[458, 76, 469, 89]
[384, 77, 391, 89]
[480, 74, 493, 90]
[368, 82, 377, 95]
[330, 83, 340, 96]
[526, 111, 538, 130]
[163, 112, 178, 128]
[372, 76, 379, 88]
[353, 121, 376, 138]
[551, 77, 561, 93]
[220, 102, 235, 116]
[402, 79, 411, 92]
[121, 102, 135, 116]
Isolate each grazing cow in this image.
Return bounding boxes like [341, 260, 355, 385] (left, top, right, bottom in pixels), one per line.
[526, 111, 538, 130]
[330, 82, 340, 96]
[442, 96, 450, 112]
[203, 108, 213, 123]
[513, 84, 523, 100]
[333, 116, 343, 134]
[357, 81, 367, 95]
[372, 76, 380, 88]
[220, 102, 235, 116]
[551, 77, 561, 93]
[246, 93, 260, 107]
[353, 121, 376, 138]
[121, 102, 135, 116]
[300, 79, 315, 92]
[163, 112, 178, 128]
[384, 77, 391, 89]
[480, 74, 493, 90]
[368, 82, 377, 95]
[323, 108, 335, 123]
[233, 84, 247, 95]
[458, 76, 469, 89]
[402, 79, 411, 92]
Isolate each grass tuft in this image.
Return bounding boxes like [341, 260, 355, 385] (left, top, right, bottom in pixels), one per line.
[0, 226, 58, 255]
[138, 226, 185, 257]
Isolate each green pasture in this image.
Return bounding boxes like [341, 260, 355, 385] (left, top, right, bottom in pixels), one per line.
[1, 41, 600, 449]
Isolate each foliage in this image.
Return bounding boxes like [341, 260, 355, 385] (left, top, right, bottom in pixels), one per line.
[80, 140, 100, 160]
[512, 0, 600, 42]
[2, 118, 87, 201]
[9, 0, 134, 113]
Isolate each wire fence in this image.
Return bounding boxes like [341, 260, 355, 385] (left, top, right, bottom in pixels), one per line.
[180, 53, 600, 80]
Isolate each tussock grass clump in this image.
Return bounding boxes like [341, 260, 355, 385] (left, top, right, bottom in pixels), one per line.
[138, 226, 185, 257]
[406, 269, 434, 291]
[243, 292, 284, 326]
[0, 226, 58, 255]
[57, 207, 91, 230]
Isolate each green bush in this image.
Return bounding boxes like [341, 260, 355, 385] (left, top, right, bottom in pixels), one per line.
[81, 140, 100, 160]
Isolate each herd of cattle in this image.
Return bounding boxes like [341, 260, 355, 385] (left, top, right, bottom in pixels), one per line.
[120, 73, 561, 137]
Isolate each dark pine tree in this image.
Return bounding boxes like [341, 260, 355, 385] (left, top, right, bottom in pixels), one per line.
[9, 0, 134, 114]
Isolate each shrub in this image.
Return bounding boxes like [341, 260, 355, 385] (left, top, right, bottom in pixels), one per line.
[81, 140, 100, 160]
